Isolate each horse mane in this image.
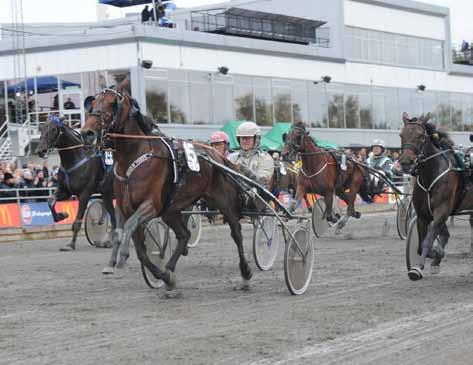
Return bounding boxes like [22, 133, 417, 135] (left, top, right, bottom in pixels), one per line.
[425, 122, 454, 149]
[127, 97, 166, 137]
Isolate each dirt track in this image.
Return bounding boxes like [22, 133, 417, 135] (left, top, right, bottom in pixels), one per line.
[2, 213, 473, 365]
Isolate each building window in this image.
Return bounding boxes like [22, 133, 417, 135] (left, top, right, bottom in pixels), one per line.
[291, 80, 308, 125]
[272, 79, 292, 123]
[254, 77, 272, 126]
[308, 83, 328, 128]
[189, 71, 211, 125]
[145, 76, 169, 124]
[234, 75, 254, 122]
[345, 26, 444, 70]
[168, 69, 190, 124]
[213, 74, 234, 124]
[327, 84, 345, 128]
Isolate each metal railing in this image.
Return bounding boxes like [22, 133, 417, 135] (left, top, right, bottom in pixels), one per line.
[0, 187, 57, 203]
[190, 11, 330, 47]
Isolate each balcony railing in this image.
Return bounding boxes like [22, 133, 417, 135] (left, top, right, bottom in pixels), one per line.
[191, 9, 330, 47]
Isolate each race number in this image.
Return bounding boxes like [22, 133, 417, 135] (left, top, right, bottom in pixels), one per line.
[104, 151, 114, 166]
[183, 142, 200, 172]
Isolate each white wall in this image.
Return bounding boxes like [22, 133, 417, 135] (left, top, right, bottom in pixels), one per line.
[143, 42, 473, 94]
[0, 43, 138, 80]
[344, 0, 446, 40]
[142, 42, 347, 81]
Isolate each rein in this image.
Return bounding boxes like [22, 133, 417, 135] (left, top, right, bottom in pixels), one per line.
[56, 144, 85, 151]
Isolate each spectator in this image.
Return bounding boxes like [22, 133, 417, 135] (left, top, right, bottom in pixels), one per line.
[461, 40, 469, 52]
[34, 170, 49, 201]
[356, 148, 367, 162]
[141, 5, 151, 22]
[0, 172, 18, 202]
[63, 97, 76, 110]
[48, 168, 59, 189]
[42, 160, 50, 179]
[20, 169, 36, 201]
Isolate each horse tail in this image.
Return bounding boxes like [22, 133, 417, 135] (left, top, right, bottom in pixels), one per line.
[357, 166, 374, 204]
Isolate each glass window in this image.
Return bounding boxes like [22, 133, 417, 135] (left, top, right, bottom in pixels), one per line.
[145, 76, 169, 124]
[167, 69, 189, 124]
[234, 75, 254, 121]
[462, 94, 473, 132]
[423, 91, 438, 124]
[189, 71, 211, 125]
[384, 87, 399, 129]
[60, 73, 81, 91]
[308, 83, 328, 128]
[372, 87, 387, 129]
[357, 85, 372, 129]
[344, 84, 360, 129]
[291, 80, 308, 125]
[273, 79, 292, 123]
[254, 77, 272, 126]
[435, 92, 451, 130]
[213, 75, 234, 124]
[450, 93, 463, 131]
[345, 27, 444, 70]
[327, 84, 345, 128]
[0, 81, 5, 124]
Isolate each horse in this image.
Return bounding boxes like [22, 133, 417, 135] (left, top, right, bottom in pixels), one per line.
[398, 112, 473, 280]
[36, 117, 118, 251]
[81, 83, 252, 295]
[282, 121, 371, 228]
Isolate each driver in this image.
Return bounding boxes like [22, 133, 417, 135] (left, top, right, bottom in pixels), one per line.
[228, 121, 274, 189]
[209, 131, 230, 157]
[367, 139, 394, 180]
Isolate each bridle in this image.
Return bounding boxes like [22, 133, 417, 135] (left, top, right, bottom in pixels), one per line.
[284, 126, 305, 160]
[401, 120, 428, 163]
[87, 88, 124, 145]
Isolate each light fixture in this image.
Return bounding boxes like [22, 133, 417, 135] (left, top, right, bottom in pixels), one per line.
[217, 66, 229, 75]
[417, 84, 426, 92]
[141, 59, 153, 69]
[322, 75, 332, 83]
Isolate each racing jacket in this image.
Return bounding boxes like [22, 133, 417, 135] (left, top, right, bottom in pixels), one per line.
[228, 148, 274, 188]
[366, 154, 394, 180]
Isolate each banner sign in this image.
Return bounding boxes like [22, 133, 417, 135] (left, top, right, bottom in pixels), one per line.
[18, 201, 79, 227]
[0, 204, 21, 228]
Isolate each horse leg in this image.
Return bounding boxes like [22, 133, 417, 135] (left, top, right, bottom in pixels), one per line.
[59, 192, 90, 252]
[103, 205, 124, 274]
[132, 224, 173, 289]
[99, 192, 116, 248]
[116, 200, 156, 269]
[161, 211, 190, 273]
[48, 189, 71, 222]
[408, 213, 447, 281]
[430, 223, 449, 274]
[323, 193, 337, 223]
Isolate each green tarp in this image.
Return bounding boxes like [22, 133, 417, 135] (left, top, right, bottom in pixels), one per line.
[220, 121, 339, 151]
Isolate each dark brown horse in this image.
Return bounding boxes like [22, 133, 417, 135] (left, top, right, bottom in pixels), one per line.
[81, 84, 252, 294]
[399, 112, 471, 280]
[282, 121, 370, 227]
[36, 117, 117, 251]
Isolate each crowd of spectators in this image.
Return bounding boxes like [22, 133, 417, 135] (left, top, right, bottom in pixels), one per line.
[0, 160, 59, 203]
[343, 147, 403, 178]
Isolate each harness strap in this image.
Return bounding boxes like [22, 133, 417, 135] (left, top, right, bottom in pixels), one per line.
[300, 162, 328, 178]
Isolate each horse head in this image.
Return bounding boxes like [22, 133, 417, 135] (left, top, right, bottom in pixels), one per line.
[36, 116, 65, 158]
[282, 121, 309, 162]
[81, 78, 131, 146]
[399, 112, 432, 174]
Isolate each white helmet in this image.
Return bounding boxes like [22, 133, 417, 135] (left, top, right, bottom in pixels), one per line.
[371, 139, 386, 150]
[236, 122, 261, 137]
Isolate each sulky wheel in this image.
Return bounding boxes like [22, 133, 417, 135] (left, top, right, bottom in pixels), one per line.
[405, 217, 420, 271]
[186, 205, 202, 248]
[396, 197, 410, 240]
[253, 216, 280, 271]
[311, 197, 329, 238]
[84, 199, 111, 247]
[141, 218, 172, 289]
[284, 224, 314, 295]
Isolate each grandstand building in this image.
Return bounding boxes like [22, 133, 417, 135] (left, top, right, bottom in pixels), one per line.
[1, 0, 473, 159]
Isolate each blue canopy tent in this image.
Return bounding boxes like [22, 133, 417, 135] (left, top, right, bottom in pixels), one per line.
[7, 76, 80, 94]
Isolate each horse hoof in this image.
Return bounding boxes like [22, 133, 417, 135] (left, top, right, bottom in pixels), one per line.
[116, 261, 129, 270]
[54, 212, 69, 222]
[165, 271, 177, 291]
[233, 279, 251, 291]
[430, 265, 441, 275]
[102, 266, 114, 275]
[59, 245, 75, 252]
[98, 241, 112, 249]
[353, 211, 361, 219]
[408, 267, 424, 281]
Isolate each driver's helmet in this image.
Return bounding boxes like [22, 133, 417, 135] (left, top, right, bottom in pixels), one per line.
[210, 131, 230, 145]
[371, 139, 386, 152]
[236, 121, 261, 138]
